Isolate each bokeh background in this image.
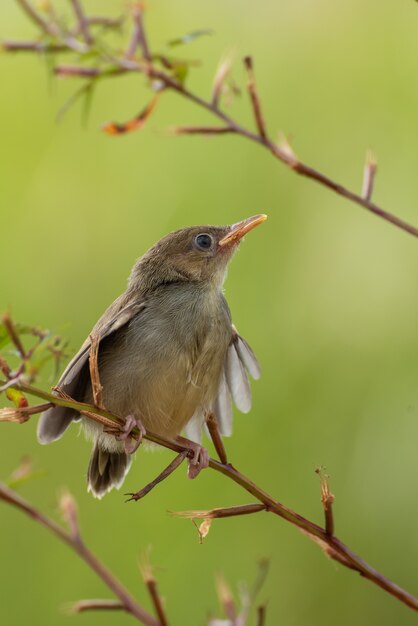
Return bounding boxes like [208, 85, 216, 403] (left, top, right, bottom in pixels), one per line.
[1, 1, 418, 624]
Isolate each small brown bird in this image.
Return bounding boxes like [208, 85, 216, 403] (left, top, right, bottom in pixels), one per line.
[37, 214, 266, 497]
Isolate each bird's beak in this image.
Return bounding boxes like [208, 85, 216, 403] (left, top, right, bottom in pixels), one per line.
[218, 214, 268, 248]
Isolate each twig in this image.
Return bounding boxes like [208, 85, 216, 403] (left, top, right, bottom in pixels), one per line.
[206, 412, 228, 464]
[316, 467, 335, 536]
[362, 150, 377, 201]
[243, 56, 267, 139]
[257, 605, 266, 626]
[4, 4, 418, 238]
[69, 599, 125, 614]
[68, 0, 93, 45]
[1, 40, 67, 52]
[15, 0, 57, 36]
[2, 313, 26, 359]
[2, 379, 418, 614]
[88, 334, 104, 409]
[126, 4, 150, 61]
[174, 126, 235, 135]
[126, 450, 188, 501]
[54, 65, 103, 77]
[140, 552, 169, 626]
[0, 483, 159, 626]
[173, 503, 267, 520]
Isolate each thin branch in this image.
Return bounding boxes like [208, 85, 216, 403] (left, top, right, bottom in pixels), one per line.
[172, 503, 267, 520]
[316, 467, 335, 536]
[2, 313, 26, 359]
[362, 150, 377, 201]
[1, 40, 67, 52]
[69, 599, 125, 614]
[68, 0, 93, 45]
[126, 4, 150, 61]
[257, 605, 267, 626]
[0, 483, 159, 626]
[243, 56, 267, 139]
[89, 334, 104, 409]
[2, 379, 418, 614]
[206, 412, 228, 464]
[174, 126, 236, 135]
[15, 0, 58, 36]
[4, 4, 418, 238]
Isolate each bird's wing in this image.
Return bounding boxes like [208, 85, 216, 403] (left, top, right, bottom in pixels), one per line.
[37, 294, 146, 443]
[214, 326, 261, 436]
[186, 327, 260, 442]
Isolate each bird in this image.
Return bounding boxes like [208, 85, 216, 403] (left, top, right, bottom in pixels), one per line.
[37, 214, 266, 498]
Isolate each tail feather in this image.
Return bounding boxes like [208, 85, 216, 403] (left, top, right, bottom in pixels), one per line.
[87, 443, 132, 499]
[37, 405, 79, 444]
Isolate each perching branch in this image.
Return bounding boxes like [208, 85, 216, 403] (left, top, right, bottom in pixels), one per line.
[0, 483, 160, 626]
[4, 1, 418, 239]
[2, 376, 418, 614]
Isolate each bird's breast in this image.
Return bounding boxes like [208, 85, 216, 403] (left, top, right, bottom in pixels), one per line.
[98, 283, 232, 437]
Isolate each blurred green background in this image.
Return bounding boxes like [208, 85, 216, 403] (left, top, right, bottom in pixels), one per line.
[1, 1, 418, 624]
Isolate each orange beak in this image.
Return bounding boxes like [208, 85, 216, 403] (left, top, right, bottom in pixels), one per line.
[218, 214, 268, 248]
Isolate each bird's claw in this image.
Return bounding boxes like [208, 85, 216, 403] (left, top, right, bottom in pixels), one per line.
[116, 415, 146, 454]
[187, 442, 209, 479]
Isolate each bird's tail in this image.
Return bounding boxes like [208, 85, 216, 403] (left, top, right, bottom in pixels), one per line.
[87, 443, 132, 499]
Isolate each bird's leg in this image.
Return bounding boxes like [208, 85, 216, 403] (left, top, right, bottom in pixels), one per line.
[126, 450, 188, 502]
[175, 435, 210, 479]
[206, 411, 228, 464]
[116, 415, 146, 454]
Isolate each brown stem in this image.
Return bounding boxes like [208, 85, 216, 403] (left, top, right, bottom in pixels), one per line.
[5, 6, 418, 238]
[70, 599, 125, 613]
[206, 411, 228, 464]
[15, 0, 58, 36]
[126, 4, 150, 61]
[243, 56, 267, 139]
[0, 483, 158, 625]
[88, 334, 104, 409]
[2, 313, 26, 359]
[145, 579, 169, 626]
[69, 0, 93, 45]
[2, 379, 418, 614]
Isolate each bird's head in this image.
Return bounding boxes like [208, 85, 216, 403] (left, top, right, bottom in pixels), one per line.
[128, 214, 267, 293]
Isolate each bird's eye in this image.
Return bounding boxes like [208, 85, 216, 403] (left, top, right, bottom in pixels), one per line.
[194, 233, 213, 251]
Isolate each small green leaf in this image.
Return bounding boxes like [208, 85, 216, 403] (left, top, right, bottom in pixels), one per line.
[168, 29, 213, 47]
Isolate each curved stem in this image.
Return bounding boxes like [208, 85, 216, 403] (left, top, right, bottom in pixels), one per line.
[4, 379, 418, 614]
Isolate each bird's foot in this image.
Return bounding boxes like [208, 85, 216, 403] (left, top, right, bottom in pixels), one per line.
[116, 415, 146, 454]
[176, 436, 209, 479]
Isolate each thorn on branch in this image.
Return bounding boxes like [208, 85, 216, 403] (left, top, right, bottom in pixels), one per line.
[315, 466, 335, 537]
[362, 149, 377, 201]
[243, 56, 267, 140]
